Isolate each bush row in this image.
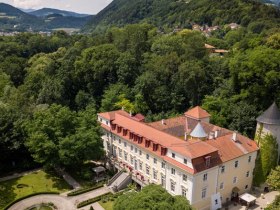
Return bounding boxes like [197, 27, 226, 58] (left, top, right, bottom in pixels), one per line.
[4, 192, 59, 210]
[67, 182, 105, 196]
[77, 192, 113, 208]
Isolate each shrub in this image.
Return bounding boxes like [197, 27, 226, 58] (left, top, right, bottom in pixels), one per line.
[77, 192, 112, 208]
[67, 182, 104, 196]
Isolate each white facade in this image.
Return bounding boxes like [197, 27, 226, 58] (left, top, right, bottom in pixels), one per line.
[98, 111, 258, 210]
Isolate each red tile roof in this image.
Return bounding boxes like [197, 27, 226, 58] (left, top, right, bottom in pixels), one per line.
[205, 134, 258, 162]
[184, 106, 211, 119]
[112, 113, 217, 159]
[98, 109, 259, 173]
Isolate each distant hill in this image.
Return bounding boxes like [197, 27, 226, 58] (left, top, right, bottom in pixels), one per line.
[262, 0, 280, 6]
[19, 8, 36, 13]
[29, 8, 90, 18]
[84, 0, 280, 32]
[0, 3, 44, 31]
[0, 3, 92, 31]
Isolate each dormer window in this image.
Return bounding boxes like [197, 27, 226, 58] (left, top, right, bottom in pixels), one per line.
[138, 136, 143, 144]
[153, 143, 158, 151]
[123, 129, 127, 136]
[111, 124, 116, 130]
[205, 156, 211, 168]
[172, 153, 175, 158]
[161, 147, 167, 156]
[145, 139, 151, 148]
[129, 132, 134, 139]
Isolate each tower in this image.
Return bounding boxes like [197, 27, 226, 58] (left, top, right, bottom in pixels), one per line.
[256, 102, 280, 160]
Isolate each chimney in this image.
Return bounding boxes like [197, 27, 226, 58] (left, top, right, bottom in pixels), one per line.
[129, 110, 132, 117]
[161, 119, 165, 125]
[209, 131, 214, 140]
[232, 132, 237, 142]
[184, 132, 188, 141]
[214, 130, 220, 139]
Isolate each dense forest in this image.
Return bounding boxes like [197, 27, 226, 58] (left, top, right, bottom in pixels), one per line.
[85, 0, 280, 32]
[0, 0, 280, 175]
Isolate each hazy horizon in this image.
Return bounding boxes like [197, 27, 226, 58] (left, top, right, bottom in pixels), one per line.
[0, 0, 113, 14]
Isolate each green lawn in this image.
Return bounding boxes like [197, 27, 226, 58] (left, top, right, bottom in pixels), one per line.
[0, 170, 70, 209]
[99, 200, 114, 210]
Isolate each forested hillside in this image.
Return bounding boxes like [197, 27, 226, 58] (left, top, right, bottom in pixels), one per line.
[84, 0, 280, 32]
[0, 0, 280, 176]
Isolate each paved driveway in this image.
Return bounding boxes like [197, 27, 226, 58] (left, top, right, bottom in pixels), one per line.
[8, 194, 74, 210]
[8, 187, 109, 210]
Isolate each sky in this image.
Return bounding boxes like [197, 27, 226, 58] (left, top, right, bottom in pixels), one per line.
[0, 0, 113, 14]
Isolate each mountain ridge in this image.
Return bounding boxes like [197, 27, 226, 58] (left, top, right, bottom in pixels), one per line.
[0, 3, 92, 31]
[29, 8, 90, 18]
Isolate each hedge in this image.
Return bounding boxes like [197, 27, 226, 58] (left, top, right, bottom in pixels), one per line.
[77, 192, 113, 208]
[67, 182, 105, 196]
[4, 192, 59, 210]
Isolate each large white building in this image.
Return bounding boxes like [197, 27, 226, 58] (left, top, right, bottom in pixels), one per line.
[98, 106, 259, 210]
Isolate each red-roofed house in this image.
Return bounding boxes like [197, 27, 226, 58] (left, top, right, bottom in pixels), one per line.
[98, 106, 258, 210]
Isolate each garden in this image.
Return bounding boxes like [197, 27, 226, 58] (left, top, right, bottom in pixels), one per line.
[0, 170, 70, 209]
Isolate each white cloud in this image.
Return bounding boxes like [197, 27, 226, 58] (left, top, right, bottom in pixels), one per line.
[13, 0, 42, 9]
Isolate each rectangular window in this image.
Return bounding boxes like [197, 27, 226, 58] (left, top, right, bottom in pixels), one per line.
[106, 121, 109, 125]
[154, 158, 157, 164]
[146, 164, 150, 175]
[182, 188, 187, 197]
[171, 180, 175, 192]
[119, 139, 121, 144]
[235, 160, 239, 168]
[139, 150, 142, 156]
[130, 155, 133, 165]
[203, 173, 208, 181]
[183, 174, 187, 182]
[171, 168, 176, 175]
[161, 162, 166, 169]
[139, 162, 143, 171]
[221, 166, 225, 173]
[205, 156, 211, 167]
[119, 149, 122, 157]
[184, 158, 188, 164]
[124, 142, 127, 147]
[220, 182, 224, 189]
[246, 171, 250, 177]
[245, 185, 248, 189]
[202, 188, 207, 199]
[233, 176, 237, 184]
[124, 152, 127, 161]
[131, 145, 133, 151]
[172, 153, 175, 158]
[161, 175, 165, 187]
[146, 154, 149, 160]
[248, 156, 252, 163]
[135, 147, 138, 153]
[153, 169, 157, 180]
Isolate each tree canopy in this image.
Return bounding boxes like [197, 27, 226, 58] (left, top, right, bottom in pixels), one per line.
[24, 104, 103, 168]
[113, 184, 193, 210]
